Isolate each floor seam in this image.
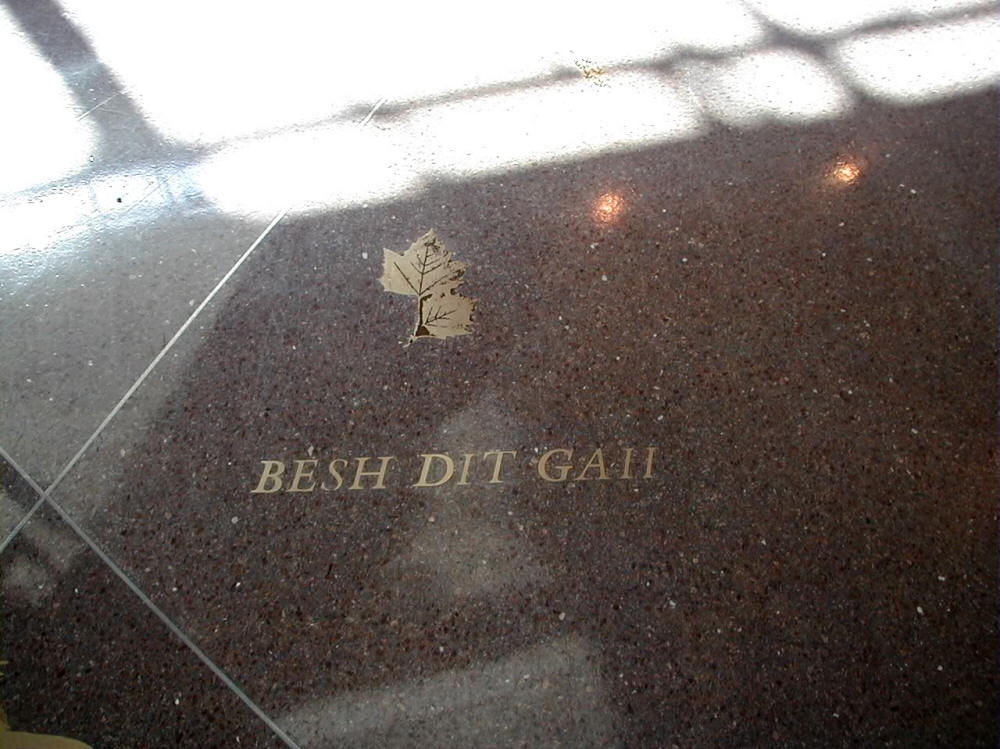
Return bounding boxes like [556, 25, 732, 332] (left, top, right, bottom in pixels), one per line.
[8, 86, 387, 746]
[40, 207, 288, 503]
[41, 494, 302, 748]
[0, 444, 49, 553]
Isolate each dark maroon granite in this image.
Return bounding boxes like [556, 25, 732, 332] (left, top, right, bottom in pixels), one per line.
[1, 503, 284, 748]
[1, 2, 996, 746]
[44, 92, 998, 747]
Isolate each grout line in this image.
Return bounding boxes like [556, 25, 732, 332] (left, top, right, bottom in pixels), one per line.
[0, 496, 46, 555]
[75, 91, 121, 121]
[0, 445, 49, 553]
[358, 97, 387, 126]
[42, 494, 302, 749]
[41, 208, 288, 502]
[18, 69, 381, 746]
[0, 444, 47, 498]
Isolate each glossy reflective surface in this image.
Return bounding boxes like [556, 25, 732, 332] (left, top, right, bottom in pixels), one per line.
[1, 2, 996, 746]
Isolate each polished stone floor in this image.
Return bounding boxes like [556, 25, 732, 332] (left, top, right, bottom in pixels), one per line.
[1, 1, 997, 747]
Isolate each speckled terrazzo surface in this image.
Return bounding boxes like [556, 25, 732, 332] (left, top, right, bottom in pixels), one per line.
[1, 2, 997, 747]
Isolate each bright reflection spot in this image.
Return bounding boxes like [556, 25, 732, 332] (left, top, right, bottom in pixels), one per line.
[0, 169, 185, 260]
[593, 192, 626, 224]
[680, 49, 851, 126]
[746, 0, 992, 36]
[0, 8, 94, 195]
[830, 159, 863, 185]
[57, 1, 759, 146]
[196, 72, 700, 216]
[834, 14, 1000, 102]
[196, 124, 416, 218]
[400, 72, 702, 177]
[556, 0, 764, 67]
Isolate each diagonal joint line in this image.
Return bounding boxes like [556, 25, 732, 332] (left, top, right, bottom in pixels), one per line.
[41, 208, 288, 502]
[0, 444, 49, 553]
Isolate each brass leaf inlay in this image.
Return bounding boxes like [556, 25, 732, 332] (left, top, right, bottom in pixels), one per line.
[380, 229, 476, 344]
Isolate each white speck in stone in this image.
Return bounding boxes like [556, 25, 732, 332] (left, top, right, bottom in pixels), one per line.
[911, 428, 919, 434]
[657, 415, 664, 421]
[174, 698, 180, 706]
[428, 515, 435, 523]
[231, 517, 239, 524]
[559, 612, 566, 620]
[87, 360, 93, 366]
[26, 378, 32, 383]
[172, 586, 178, 592]
[590, 243, 598, 249]
[188, 299, 195, 306]
[761, 539, 766, 546]
[681, 257, 687, 263]
[669, 600, 677, 609]
[937, 665, 943, 671]
[938, 575, 946, 581]
[838, 222, 844, 226]
[439, 646, 445, 653]
[917, 606, 924, 615]
[910, 189, 917, 194]
[361, 252, 368, 260]
[601, 274, 608, 281]
[119, 448, 126, 457]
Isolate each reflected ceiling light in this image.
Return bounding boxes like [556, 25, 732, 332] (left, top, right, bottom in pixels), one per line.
[830, 159, 862, 185]
[593, 192, 625, 224]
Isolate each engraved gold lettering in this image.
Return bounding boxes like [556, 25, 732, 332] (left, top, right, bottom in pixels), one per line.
[621, 447, 635, 479]
[413, 453, 455, 487]
[251, 460, 286, 493]
[320, 458, 348, 491]
[575, 448, 609, 480]
[482, 450, 516, 483]
[643, 447, 656, 478]
[538, 449, 573, 482]
[349, 456, 396, 490]
[456, 453, 474, 486]
[288, 459, 318, 492]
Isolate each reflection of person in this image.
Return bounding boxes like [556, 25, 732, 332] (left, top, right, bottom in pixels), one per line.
[0, 707, 91, 748]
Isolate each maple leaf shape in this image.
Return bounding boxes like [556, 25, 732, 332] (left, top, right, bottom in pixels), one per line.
[379, 229, 476, 343]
